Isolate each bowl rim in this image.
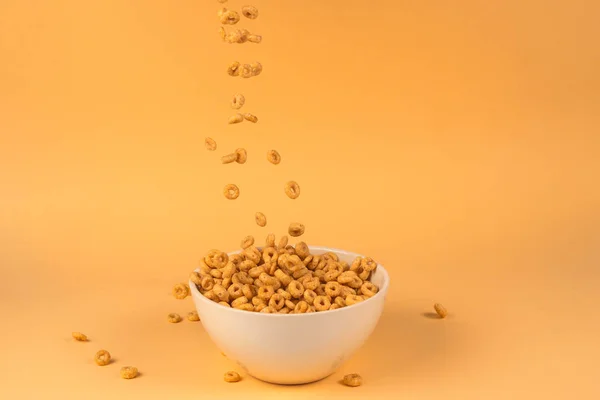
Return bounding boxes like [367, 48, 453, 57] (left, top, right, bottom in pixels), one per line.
[189, 245, 390, 318]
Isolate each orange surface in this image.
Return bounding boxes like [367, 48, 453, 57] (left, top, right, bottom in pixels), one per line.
[1, 1, 599, 399]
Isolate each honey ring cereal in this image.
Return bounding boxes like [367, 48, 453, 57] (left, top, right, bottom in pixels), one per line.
[94, 350, 111, 366]
[313, 295, 331, 311]
[187, 311, 200, 322]
[342, 373, 363, 387]
[244, 113, 258, 123]
[241, 235, 254, 249]
[224, 371, 242, 382]
[173, 283, 190, 299]
[288, 222, 305, 237]
[434, 303, 448, 318]
[241, 5, 258, 19]
[325, 281, 342, 297]
[205, 137, 217, 151]
[168, 312, 182, 323]
[231, 93, 245, 109]
[227, 61, 241, 76]
[284, 181, 301, 199]
[72, 332, 88, 341]
[120, 366, 138, 379]
[235, 148, 247, 164]
[267, 150, 281, 165]
[223, 184, 240, 200]
[255, 212, 267, 227]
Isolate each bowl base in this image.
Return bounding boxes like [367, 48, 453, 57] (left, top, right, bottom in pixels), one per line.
[249, 371, 336, 386]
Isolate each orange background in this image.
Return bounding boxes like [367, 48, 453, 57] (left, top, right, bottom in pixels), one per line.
[1, 0, 599, 399]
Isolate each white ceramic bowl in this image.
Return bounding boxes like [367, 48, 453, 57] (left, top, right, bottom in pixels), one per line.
[189, 246, 390, 385]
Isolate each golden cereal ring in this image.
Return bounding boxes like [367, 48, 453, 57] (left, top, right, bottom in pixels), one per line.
[173, 283, 189, 299]
[323, 252, 339, 262]
[120, 366, 138, 379]
[288, 223, 305, 237]
[340, 285, 356, 297]
[277, 288, 292, 300]
[313, 270, 326, 283]
[240, 63, 253, 78]
[218, 26, 226, 40]
[235, 148, 247, 164]
[218, 301, 231, 307]
[257, 285, 275, 301]
[222, 277, 232, 289]
[313, 295, 331, 311]
[253, 278, 264, 287]
[239, 260, 256, 273]
[205, 137, 217, 151]
[294, 300, 310, 313]
[231, 93, 245, 109]
[335, 296, 346, 307]
[329, 304, 340, 310]
[287, 280, 304, 299]
[264, 233, 275, 248]
[190, 271, 202, 286]
[167, 313, 182, 323]
[360, 282, 378, 298]
[205, 250, 229, 268]
[227, 61, 241, 76]
[278, 307, 290, 314]
[72, 332, 88, 341]
[221, 153, 237, 166]
[233, 272, 253, 285]
[254, 303, 267, 312]
[345, 295, 364, 306]
[284, 299, 296, 309]
[204, 290, 218, 302]
[292, 268, 310, 281]
[213, 284, 229, 302]
[268, 294, 285, 310]
[274, 270, 292, 287]
[278, 235, 288, 249]
[248, 266, 265, 280]
[221, 263, 237, 279]
[259, 272, 278, 286]
[224, 371, 242, 382]
[242, 283, 255, 300]
[303, 276, 320, 291]
[260, 306, 276, 313]
[187, 311, 200, 322]
[295, 242, 310, 259]
[228, 114, 243, 125]
[227, 283, 244, 299]
[244, 113, 258, 123]
[359, 269, 370, 281]
[303, 289, 317, 305]
[250, 61, 262, 76]
[241, 5, 258, 19]
[200, 276, 215, 291]
[342, 373, 363, 387]
[284, 181, 301, 199]
[337, 271, 358, 285]
[223, 184, 240, 200]
[255, 212, 267, 227]
[361, 257, 377, 272]
[94, 350, 111, 366]
[248, 34, 262, 43]
[325, 281, 342, 297]
[348, 276, 363, 289]
[252, 296, 265, 306]
[434, 303, 448, 318]
[220, 10, 240, 25]
[236, 303, 254, 311]
[243, 246, 261, 264]
[266, 149, 281, 165]
[303, 255, 313, 267]
[241, 235, 254, 249]
[231, 296, 249, 308]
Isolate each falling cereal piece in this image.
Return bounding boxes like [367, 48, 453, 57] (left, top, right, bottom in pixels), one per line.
[284, 181, 301, 199]
[231, 93, 245, 109]
[227, 61, 241, 76]
[235, 148, 247, 164]
[243, 113, 258, 123]
[223, 184, 240, 200]
[247, 34, 262, 44]
[250, 61, 262, 76]
[228, 114, 244, 124]
[255, 212, 267, 227]
[221, 153, 238, 164]
[205, 137, 217, 151]
[72, 332, 88, 341]
[241, 5, 259, 19]
[267, 150, 281, 165]
[288, 222, 305, 237]
[434, 303, 448, 318]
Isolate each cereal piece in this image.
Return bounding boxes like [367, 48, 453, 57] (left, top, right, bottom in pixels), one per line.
[219, 301, 231, 307]
[241, 235, 254, 249]
[243, 246, 262, 264]
[268, 294, 285, 310]
[238, 260, 256, 273]
[345, 295, 364, 306]
[265, 233, 276, 248]
[255, 212, 267, 227]
[288, 222, 305, 237]
[205, 137, 217, 151]
[187, 311, 200, 321]
[248, 265, 265, 279]
[173, 283, 190, 299]
[278, 235, 288, 249]
[231, 93, 245, 109]
[240, 63, 253, 78]
[294, 242, 310, 259]
[279, 307, 290, 314]
[247, 34, 262, 43]
[228, 113, 244, 124]
[223, 184, 240, 199]
[313, 295, 331, 311]
[224, 371, 242, 382]
[227, 61, 241, 76]
[241, 5, 259, 19]
[293, 267, 310, 281]
[220, 9, 240, 25]
[94, 350, 111, 366]
[204, 290, 218, 301]
[257, 285, 275, 301]
[244, 113, 258, 123]
[285, 299, 296, 309]
[236, 303, 254, 311]
[335, 296, 346, 307]
[231, 296, 249, 308]
[218, 26, 226, 41]
[330, 303, 340, 310]
[235, 148, 247, 164]
[260, 306, 276, 313]
[72, 332, 88, 341]
[120, 366, 138, 379]
[242, 284, 255, 300]
[294, 300, 310, 313]
[190, 271, 202, 286]
[325, 281, 342, 297]
[284, 181, 301, 199]
[236, 29, 250, 43]
[213, 284, 229, 302]
[342, 373, 363, 387]
[274, 269, 292, 287]
[337, 271, 358, 285]
[303, 289, 317, 305]
[434, 303, 448, 318]
[227, 283, 245, 299]
[168, 313, 182, 323]
[221, 153, 238, 163]
[360, 282, 378, 298]
[250, 61, 262, 76]
[277, 288, 292, 300]
[210, 269, 223, 279]
[267, 150, 281, 165]
[205, 250, 229, 268]
[200, 276, 215, 291]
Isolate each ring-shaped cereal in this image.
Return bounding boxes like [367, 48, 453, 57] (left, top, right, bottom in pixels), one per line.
[303, 276, 320, 291]
[243, 246, 261, 264]
[94, 350, 111, 366]
[205, 250, 229, 269]
[287, 280, 304, 299]
[303, 289, 317, 305]
[345, 294, 364, 306]
[313, 295, 331, 311]
[278, 235, 288, 249]
[190, 271, 203, 286]
[167, 313, 182, 323]
[227, 283, 244, 299]
[242, 284, 255, 300]
[120, 366, 138, 379]
[265, 233, 276, 248]
[173, 283, 190, 299]
[239, 260, 255, 273]
[335, 296, 346, 307]
[223, 184, 240, 200]
[231, 296, 249, 308]
[267, 150, 281, 165]
[360, 282, 378, 297]
[288, 222, 305, 237]
[255, 212, 267, 227]
[348, 276, 363, 289]
[236, 303, 254, 311]
[294, 242, 310, 259]
[200, 276, 215, 291]
[361, 257, 377, 272]
[294, 301, 310, 313]
[241, 235, 254, 249]
[257, 285, 275, 301]
[337, 271, 358, 285]
[274, 269, 292, 287]
[325, 281, 342, 297]
[268, 294, 285, 310]
[213, 284, 229, 302]
[260, 306, 276, 313]
[284, 181, 301, 199]
[224, 371, 242, 383]
[292, 267, 310, 280]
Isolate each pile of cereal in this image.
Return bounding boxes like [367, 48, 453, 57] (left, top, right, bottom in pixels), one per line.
[185, 235, 379, 314]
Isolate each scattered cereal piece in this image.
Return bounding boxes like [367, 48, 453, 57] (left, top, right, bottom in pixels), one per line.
[240, 63, 253, 78]
[219, 9, 240, 25]
[224, 371, 242, 382]
[231, 93, 245, 109]
[434, 303, 448, 318]
[235, 148, 247, 164]
[120, 366, 138, 379]
[223, 184, 240, 200]
[342, 373, 363, 387]
[278, 235, 288, 249]
[205, 137, 217, 151]
[228, 114, 244, 124]
[241, 5, 259, 19]
[247, 34, 262, 43]
[255, 212, 267, 227]
[94, 350, 111, 366]
[221, 153, 238, 164]
[243, 113, 258, 123]
[267, 150, 281, 165]
[72, 332, 88, 341]
[284, 181, 300, 199]
[187, 311, 200, 322]
[168, 313, 182, 323]
[241, 235, 255, 249]
[173, 283, 190, 299]
[218, 26, 226, 41]
[227, 61, 241, 76]
[250, 61, 262, 76]
[288, 222, 305, 237]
